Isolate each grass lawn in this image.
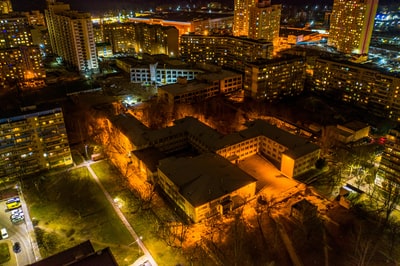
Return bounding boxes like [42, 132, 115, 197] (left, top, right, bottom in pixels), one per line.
[23, 166, 138, 266]
[0, 243, 10, 264]
[90, 161, 189, 265]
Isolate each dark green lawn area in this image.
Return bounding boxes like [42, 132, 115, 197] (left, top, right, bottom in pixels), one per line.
[90, 161, 188, 265]
[0, 243, 10, 264]
[23, 167, 137, 265]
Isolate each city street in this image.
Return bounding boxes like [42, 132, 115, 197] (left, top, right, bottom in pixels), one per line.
[0, 193, 36, 266]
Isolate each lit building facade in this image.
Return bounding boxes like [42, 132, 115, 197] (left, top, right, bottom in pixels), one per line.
[233, 0, 281, 49]
[0, 0, 12, 14]
[96, 43, 113, 58]
[233, 0, 256, 37]
[180, 34, 273, 72]
[103, 22, 136, 54]
[103, 114, 319, 221]
[128, 12, 233, 36]
[375, 129, 400, 190]
[248, 1, 281, 44]
[0, 106, 73, 180]
[158, 153, 256, 223]
[0, 14, 33, 49]
[0, 13, 45, 89]
[103, 22, 179, 57]
[244, 55, 306, 100]
[312, 57, 400, 121]
[328, 0, 378, 55]
[115, 56, 204, 85]
[45, 1, 99, 73]
[158, 70, 243, 104]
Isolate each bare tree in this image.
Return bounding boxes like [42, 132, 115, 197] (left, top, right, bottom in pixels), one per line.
[378, 181, 400, 225]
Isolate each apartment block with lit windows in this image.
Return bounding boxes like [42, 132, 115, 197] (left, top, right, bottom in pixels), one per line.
[248, 1, 281, 44]
[375, 129, 400, 190]
[45, 1, 98, 73]
[328, 0, 378, 55]
[0, 13, 46, 89]
[233, 0, 281, 51]
[0, 106, 73, 180]
[244, 55, 306, 100]
[102, 22, 136, 54]
[233, 0, 256, 37]
[180, 34, 273, 72]
[312, 57, 400, 121]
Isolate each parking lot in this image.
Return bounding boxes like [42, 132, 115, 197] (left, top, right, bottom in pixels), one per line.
[0, 189, 36, 265]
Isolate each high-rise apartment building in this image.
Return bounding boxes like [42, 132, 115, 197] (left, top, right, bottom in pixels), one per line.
[248, 0, 281, 44]
[0, 0, 12, 14]
[0, 106, 73, 180]
[233, 0, 281, 46]
[45, 1, 98, 73]
[328, 0, 378, 55]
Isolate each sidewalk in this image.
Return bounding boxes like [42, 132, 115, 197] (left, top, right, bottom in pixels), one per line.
[84, 161, 158, 266]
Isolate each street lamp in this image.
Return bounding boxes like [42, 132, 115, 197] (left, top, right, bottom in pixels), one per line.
[129, 236, 143, 254]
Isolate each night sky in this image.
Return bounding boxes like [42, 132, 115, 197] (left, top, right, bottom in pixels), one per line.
[11, 0, 399, 12]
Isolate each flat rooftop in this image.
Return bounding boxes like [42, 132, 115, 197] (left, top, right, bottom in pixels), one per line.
[158, 153, 256, 207]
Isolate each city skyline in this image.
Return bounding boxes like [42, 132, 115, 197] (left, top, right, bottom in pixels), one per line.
[11, 0, 400, 12]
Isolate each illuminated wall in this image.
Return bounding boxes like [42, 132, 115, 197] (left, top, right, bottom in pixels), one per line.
[0, 107, 73, 180]
[328, 0, 378, 54]
[313, 57, 400, 121]
[45, 2, 99, 73]
[375, 129, 400, 190]
[180, 34, 273, 72]
[244, 55, 306, 100]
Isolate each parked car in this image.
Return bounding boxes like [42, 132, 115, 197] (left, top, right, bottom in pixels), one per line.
[13, 242, 21, 253]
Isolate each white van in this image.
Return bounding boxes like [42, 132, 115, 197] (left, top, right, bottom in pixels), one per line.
[1, 228, 8, 239]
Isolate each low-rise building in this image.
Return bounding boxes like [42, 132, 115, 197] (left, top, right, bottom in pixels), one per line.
[157, 153, 256, 223]
[290, 199, 318, 223]
[106, 114, 320, 222]
[158, 69, 242, 104]
[115, 55, 204, 85]
[334, 121, 370, 144]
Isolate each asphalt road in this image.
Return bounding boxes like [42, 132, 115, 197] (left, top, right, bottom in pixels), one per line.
[0, 194, 36, 266]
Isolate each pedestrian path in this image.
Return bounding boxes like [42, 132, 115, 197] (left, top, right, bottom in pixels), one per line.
[85, 162, 158, 266]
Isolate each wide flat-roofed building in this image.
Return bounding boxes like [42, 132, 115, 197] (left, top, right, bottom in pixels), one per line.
[158, 69, 242, 104]
[335, 121, 370, 144]
[103, 115, 320, 222]
[28, 240, 118, 266]
[115, 56, 203, 85]
[158, 153, 256, 222]
[312, 56, 400, 121]
[128, 11, 233, 36]
[180, 34, 273, 72]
